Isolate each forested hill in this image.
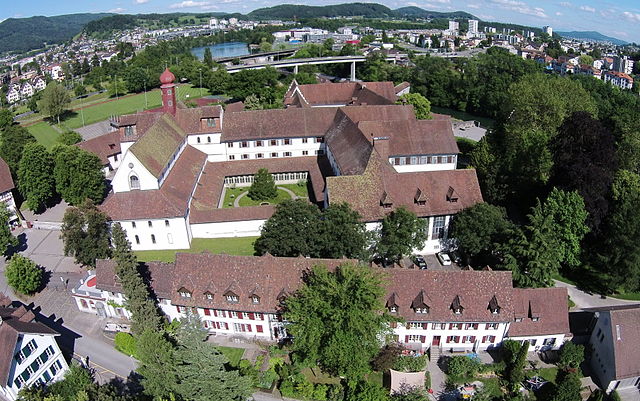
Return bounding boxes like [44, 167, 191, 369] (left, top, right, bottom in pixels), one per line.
[248, 3, 395, 19]
[0, 13, 112, 54]
[556, 31, 628, 45]
[394, 7, 476, 19]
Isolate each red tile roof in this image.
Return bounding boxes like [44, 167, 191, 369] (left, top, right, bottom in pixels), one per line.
[95, 259, 176, 299]
[508, 288, 570, 337]
[0, 157, 14, 194]
[382, 269, 515, 323]
[284, 81, 397, 107]
[326, 151, 483, 221]
[608, 306, 640, 380]
[76, 131, 121, 165]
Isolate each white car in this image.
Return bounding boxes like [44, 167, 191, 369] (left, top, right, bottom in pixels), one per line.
[437, 252, 452, 266]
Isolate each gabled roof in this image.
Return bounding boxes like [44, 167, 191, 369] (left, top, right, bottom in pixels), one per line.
[95, 259, 176, 299]
[0, 157, 14, 194]
[76, 131, 121, 165]
[608, 306, 640, 380]
[284, 81, 398, 107]
[508, 288, 570, 337]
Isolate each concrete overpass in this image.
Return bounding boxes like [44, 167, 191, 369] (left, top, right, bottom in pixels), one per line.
[214, 49, 297, 63]
[224, 54, 408, 81]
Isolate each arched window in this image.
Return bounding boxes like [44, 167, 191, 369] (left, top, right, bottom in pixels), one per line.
[197, 137, 201, 144]
[129, 175, 140, 190]
[134, 235, 140, 245]
[151, 234, 156, 244]
[207, 136, 211, 143]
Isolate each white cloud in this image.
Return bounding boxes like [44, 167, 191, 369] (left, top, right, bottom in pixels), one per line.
[134, 0, 149, 4]
[558, 1, 571, 7]
[169, 1, 209, 8]
[579, 5, 595, 12]
[428, 0, 451, 3]
[108, 7, 126, 12]
[622, 11, 640, 22]
[491, 0, 525, 6]
[468, 4, 481, 9]
[490, 0, 548, 18]
[555, 11, 562, 15]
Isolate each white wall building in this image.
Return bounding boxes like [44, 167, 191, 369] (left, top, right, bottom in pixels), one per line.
[468, 19, 479, 36]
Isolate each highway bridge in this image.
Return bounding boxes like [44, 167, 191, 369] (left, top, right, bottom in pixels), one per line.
[224, 54, 408, 81]
[213, 49, 297, 63]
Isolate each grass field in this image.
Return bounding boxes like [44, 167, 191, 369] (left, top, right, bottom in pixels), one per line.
[222, 184, 309, 208]
[26, 122, 61, 149]
[217, 346, 245, 367]
[134, 237, 258, 262]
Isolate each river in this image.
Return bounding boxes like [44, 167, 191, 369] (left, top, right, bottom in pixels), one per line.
[191, 42, 249, 60]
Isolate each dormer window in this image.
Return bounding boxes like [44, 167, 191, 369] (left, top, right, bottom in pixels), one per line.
[251, 295, 260, 304]
[206, 118, 216, 127]
[447, 186, 459, 203]
[225, 292, 239, 303]
[124, 125, 135, 137]
[179, 288, 192, 298]
[380, 191, 393, 209]
[411, 290, 429, 314]
[389, 306, 398, 313]
[515, 318, 523, 322]
[204, 292, 213, 300]
[414, 188, 427, 206]
[451, 295, 464, 315]
[532, 317, 539, 322]
[415, 308, 429, 314]
[488, 295, 501, 314]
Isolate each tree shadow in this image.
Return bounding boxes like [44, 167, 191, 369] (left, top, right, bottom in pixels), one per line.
[35, 267, 52, 293]
[6, 232, 28, 257]
[25, 303, 82, 362]
[56, 109, 79, 124]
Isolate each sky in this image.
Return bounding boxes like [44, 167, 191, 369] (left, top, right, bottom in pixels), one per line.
[2, 0, 639, 43]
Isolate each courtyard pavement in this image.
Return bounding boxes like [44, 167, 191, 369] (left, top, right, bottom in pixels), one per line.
[21, 200, 69, 224]
[454, 126, 486, 141]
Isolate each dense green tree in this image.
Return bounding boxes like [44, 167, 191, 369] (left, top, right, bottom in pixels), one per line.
[174, 313, 252, 401]
[39, 82, 71, 124]
[203, 47, 214, 68]
[73, 83, 87, 97]
[540, 188, 589, 267]
[284, 263, 392, 379]
[17, 143, 55, 212]
[136, 329, 178, 400]
[551, 371, 582, 401]
[318, 202, 370, 260]
[206, 67, 230, 95]
[57, 130, 82, 145]
[558, 342, 585, 370]
[0, 108, 14, 130]
[0, 203, 18, 255]
[0, 125, 36, 174]
[124, 67, 149, 93]
[248, 168, 277, 200]
[398, 93, 431, 119]
[53, 146, 106, 205]
[111, 223, 165, 333]
[450, 202, 514, 265]
[345, 379, 389, 401]
[227, 67, 280, 101]
[550, 112, 617, 233]
[61, 200, 111, 267]
[376, 207, 427, 262]
[506, 341, 528, 393]
[5, 254, 42, 295]
[254, 199, 322, 257]
[243, 94, 263, 110]
[47, 364, 94, 401]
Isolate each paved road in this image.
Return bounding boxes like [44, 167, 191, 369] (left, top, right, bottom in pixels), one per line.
[554, 280, 640, 310]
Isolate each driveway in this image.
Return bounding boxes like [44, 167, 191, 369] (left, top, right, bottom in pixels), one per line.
[554, 280, 640, 310]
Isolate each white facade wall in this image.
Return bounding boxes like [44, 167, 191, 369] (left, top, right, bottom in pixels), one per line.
[393, 322, 509, 351]
[107, 153, 122, 171]
[1, 190, 17, 221]
[190, 219, 266, 238]
[187, 133, 225, 157]
[119, 217, 191, 251]
[1, 334, 69, 401]
[507, 334, 565, 352]
[112, 152, 159, 193]
[225, 137, 323, 161]
[366, 215, 452, 255]
[389, 154, 457, 173]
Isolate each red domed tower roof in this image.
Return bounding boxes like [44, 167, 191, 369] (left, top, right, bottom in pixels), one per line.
[160, 68, 175, 85]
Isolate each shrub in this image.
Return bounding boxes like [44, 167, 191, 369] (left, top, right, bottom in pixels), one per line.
[5, 254, 42, 295]
[313, 384, 328, 401]
[248, 168, 277, 201]
[372, 344, 403, 372]
[393, 355, 428, 372]
[558, 342, 585, 370]
[446, 356, 481, 378]
[114, 332, 137, 357]
[58, 130, 83, 145]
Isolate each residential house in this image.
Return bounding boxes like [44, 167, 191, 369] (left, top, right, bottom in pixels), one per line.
[0, 157, 18, 223]
[5, 86, 20, 104]
[32, 77, 46, 92]
[76, 131, 122, 175]
[589, 305, 640, 394]
[72, 254, 570, 354]
[0, 295, 69, 401]
[603, 71, 634, 90]
[576, 64, 602, 79]
[19, 82, 34, 99]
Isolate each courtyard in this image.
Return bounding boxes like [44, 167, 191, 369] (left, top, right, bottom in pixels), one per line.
[221, 182, 310, 208]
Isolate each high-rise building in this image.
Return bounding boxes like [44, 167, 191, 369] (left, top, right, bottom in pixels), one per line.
[468, 19, 479, 35]
[542, 25, 553, 36]
[448, 20, 460, 32]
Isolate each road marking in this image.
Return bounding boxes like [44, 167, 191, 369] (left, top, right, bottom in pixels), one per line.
[72, 352, 125, 379]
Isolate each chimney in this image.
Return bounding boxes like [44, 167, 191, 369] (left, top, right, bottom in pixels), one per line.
[372, 136, 390, 157]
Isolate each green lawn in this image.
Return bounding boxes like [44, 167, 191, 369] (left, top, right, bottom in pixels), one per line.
[611, 292, 640, 301]
[301, 367, 342, 385]
[134, 237, 258, 262]
[535, 367, 559, 383]
[26, 122, 61, 149]
[217, 346, 244, 367]
[222, 184, 308, 208]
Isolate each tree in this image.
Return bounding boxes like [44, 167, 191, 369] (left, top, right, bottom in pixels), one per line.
[5, 254, 42, 295]
[57, 131, 82, 145]
[111, 224, 164, 334]
[0, 108, 14, 130]
[259, 39, 272, 52]
[124, 67, 149, 93]
[243, 94, 263, 110]
[203, 47, 214, 68]
[0, 203, 17, 255]
[61, 200, 111, 267]
[53, 146, 106, 205]
[398, 93, 431, 119]
[550, 111, 617, 233]
[136, 329, 178, 400]
[551, 371, 582, 401]
[74, 84, 87, 97]
[17, 143, 55, 212]
[39, 82, 70, 124]
[558, 342, 585, 370]
[540, 188, 589, 267]
[0, 125, 36, 174]
[318, 202, 370, 259]
[450, 203, 514, 264]
[376, 207, 427, 262]
[254, 199, 322, 257]
[372, 343, 403, 372]
[506, 341, 528, 393]
[47, 364, 93, 401]
[174, 313, 252, 401]
[345, 380, 389, 401]
[284, 263, 392, 378]
[248, 168, 277, 201]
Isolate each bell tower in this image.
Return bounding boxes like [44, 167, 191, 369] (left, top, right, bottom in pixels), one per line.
[160, 68, 177, 115]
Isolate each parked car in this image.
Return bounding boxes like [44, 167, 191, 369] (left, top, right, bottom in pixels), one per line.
[437, 252, 452, 266]
[104, 322, 131, 333]
[450, 250, 462, 264]
[414, 255, 427, 270]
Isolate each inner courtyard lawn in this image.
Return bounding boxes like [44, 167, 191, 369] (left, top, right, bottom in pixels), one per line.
[134, 237, 257, 262]
[221, 183, 309, 208]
